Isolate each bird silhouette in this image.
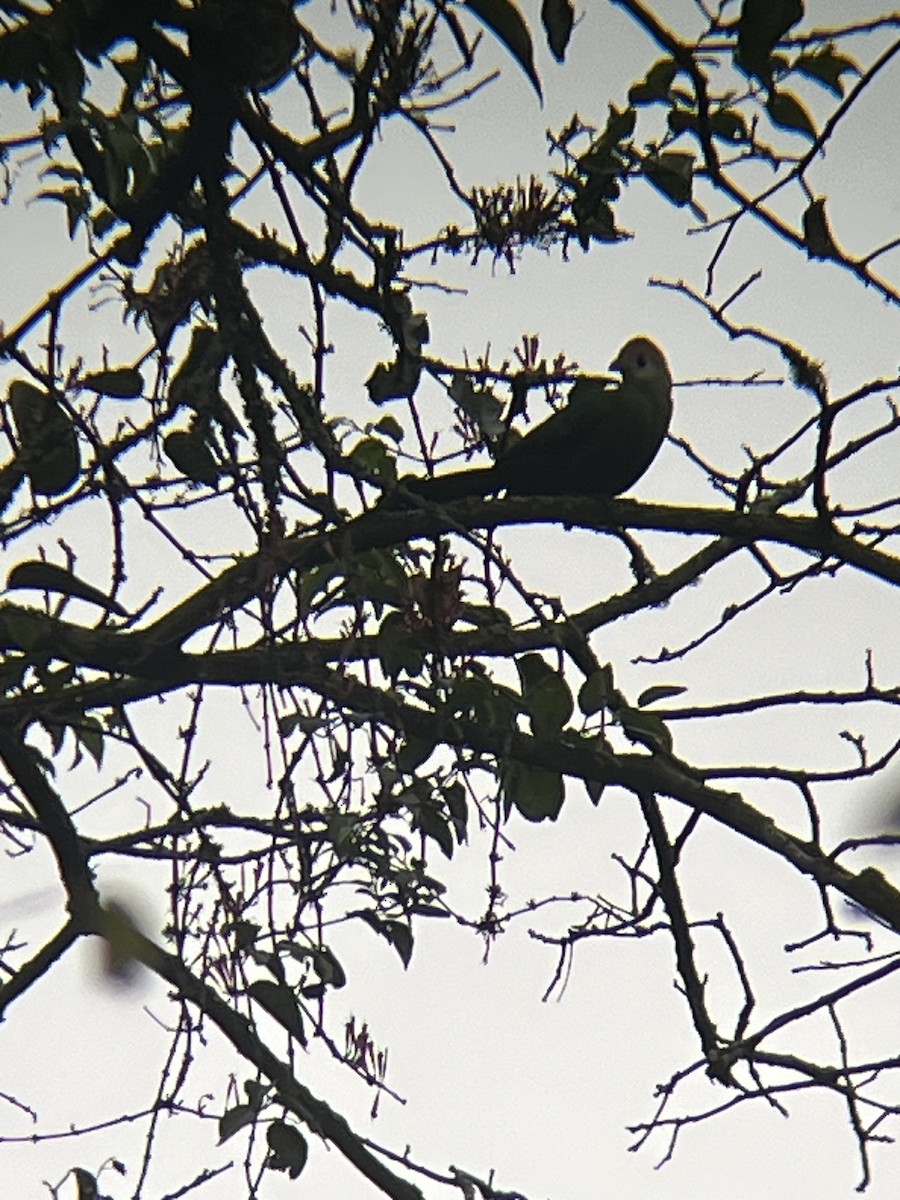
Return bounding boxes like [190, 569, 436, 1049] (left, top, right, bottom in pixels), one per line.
[399, 336, 672, 503]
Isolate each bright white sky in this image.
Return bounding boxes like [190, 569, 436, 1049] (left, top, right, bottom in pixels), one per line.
[3, 2, 900, 1198]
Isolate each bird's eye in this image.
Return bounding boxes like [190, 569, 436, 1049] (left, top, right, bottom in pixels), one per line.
[636, 353, 647, 368]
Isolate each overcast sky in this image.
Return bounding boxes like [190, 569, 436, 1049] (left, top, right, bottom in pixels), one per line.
[3, 3, 900, 1198]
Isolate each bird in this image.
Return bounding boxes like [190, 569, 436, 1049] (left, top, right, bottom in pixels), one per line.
[7, 379, 80, 498]
[398, 337, 672, 504]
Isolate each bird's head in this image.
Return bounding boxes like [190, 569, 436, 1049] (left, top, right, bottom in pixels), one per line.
[609, 336, 672, 389]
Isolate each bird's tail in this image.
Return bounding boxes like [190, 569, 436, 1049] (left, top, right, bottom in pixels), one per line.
[396, 465, 498, 504]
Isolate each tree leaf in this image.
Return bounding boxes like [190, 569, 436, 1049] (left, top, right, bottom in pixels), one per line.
[297, 560, 342, 615]
[81, 366, 144, 398]
[503, 759, 564, 822]
[73, 1168, 99, 1200]
[619, 707, 673, 754]
[643, 151, 694, 206]
[366, 353, 421, 403]
[793, 44, 859, 97]
[449, 372, 505, 438]
[637, 684, 687, 708]
[709, 107, 748, 143]
[667, 106, 699, 138]
[735, 0, 804, 86]
[372, 414, 404, 443]
[443, 780, 469, 840]
[248, 979, 307, 1044]
[8, 379, 80, 496]
[585, 779, 605, 806]
[396, 735, 435, 774]
[218, 1102, 259, 1145]
[578, 104, 636, 167]
[629, 58, 678, 105]
[377, 611, 425, 680]
[310, 945, 347, 989]
[516, 653, 573, 736]
[464, 0, 542, 100]
[766, 89, 817, 139]
[802, 197, 840, 260]
[7, 560, 129, 617]
[414, 799, 455, 858]
[73, 715, 105, 769]
[230, 919, 261, 951]
[349, 436, 397, 484]
[578, 665, 615, 716]
[541, 0, 574, 63]
[266, 1121, 309, 1179]
[356, 910, 414, 966]
[164, 428, 220, 486]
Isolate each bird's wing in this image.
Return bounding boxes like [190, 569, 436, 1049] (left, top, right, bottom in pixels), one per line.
[497, 364, 670, 497]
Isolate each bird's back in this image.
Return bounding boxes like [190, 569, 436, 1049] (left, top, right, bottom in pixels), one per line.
[497, 372, 671, 497]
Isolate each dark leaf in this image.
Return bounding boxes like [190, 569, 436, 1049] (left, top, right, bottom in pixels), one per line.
[81, 366, 144, 398]
[248, 979, 307, 1044]
[311, 945, 347, 989]
[585, 779, 605, 806]
[297, 560, 342, 615]
[372, 414, 404, 443]
[578, 665, 615, 716]
[541, 0, 574, 62]
[637, 684, 687, 708]
[7, 560, 129, 617]
[580, 104, 636, 164]
[629, 58, 678, 105]
[366, 353, 422, 403]
[73, 715, 105, 769]
[164, 429, 220, 487]
[793, 44, 859, 97]
[244, 1079, 269, 1108]
[73, 1168, 99, 1200]
[766, 89, 817, 139]
[709, 107, 748, 143]
[667, 107, 699, 138]
[465, 0, 542, 100]
[377, 611, 425, 680]
[8, 379, 80, 496]
[643, 151, 694, 206]
[619, 707, 673, 753]
[408, 903, 451, 918]
[230, 919, 261, 951]
[266, 1121, 309, 1179]
[504, 759, 564, 822]
[444, 780, 469, 839]
[349, 436, 398, 484]
[736, 0, 804, 86]
[218, 1102, 260, 1144]
[356, 910, 414, 966]
[414, 800, 455, 858]
[516, 652, 573, 736]
[396, 735, 435, 774]
[573, 198, 622, 248]
[286, 942, 348, 992]
[802, 198, 840, 260]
